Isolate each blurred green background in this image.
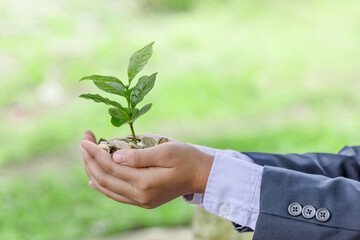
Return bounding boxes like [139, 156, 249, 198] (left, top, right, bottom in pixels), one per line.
[1, 0, 359, 239]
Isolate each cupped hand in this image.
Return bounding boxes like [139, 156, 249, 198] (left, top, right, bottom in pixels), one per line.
[79, 130, 214, 209]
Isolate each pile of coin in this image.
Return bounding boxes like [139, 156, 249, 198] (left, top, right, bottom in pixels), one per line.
[98, 135, 169, 154]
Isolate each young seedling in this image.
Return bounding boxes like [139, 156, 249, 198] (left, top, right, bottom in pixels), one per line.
[79, 42, 157, 146]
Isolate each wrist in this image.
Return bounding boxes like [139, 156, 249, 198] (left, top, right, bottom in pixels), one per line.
[194, 151, 215, 194]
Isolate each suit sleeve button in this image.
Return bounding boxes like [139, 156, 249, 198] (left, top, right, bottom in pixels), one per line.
[316, 208, 331, 222]
[302, 205, 316, 219]
[288, 202, 302, 216]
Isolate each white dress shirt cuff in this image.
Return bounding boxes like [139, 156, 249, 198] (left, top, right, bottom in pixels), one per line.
[203, 151, 263, 230]
[183, 144, 255, 206]
[183, 193, 204, 205]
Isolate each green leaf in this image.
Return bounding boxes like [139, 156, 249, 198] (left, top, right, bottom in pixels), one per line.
[108, 107, 130, 120]
[79, 94, 124, 109]
[111, 117, 123, 127]
[132, 103, 152, 122]
[125, 88, 134, 99]
[80, 75, 127, 97]
[80, 75, 125, 86]
[127, 42, 154, 84]
[131, 108, 140, 120]
[108, 108, 131, 127]
[130, 73, 157, 108]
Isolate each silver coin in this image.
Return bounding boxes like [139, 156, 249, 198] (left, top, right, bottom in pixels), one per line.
[112, 140, 130, 149]
[158, 137, 169, 145]
[141, 136, 157, 148]
[129, 142, 142, 149]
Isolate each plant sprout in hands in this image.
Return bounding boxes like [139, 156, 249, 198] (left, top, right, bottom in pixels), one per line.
[79, 42, 157, 145]
[78, 43, 216, 210]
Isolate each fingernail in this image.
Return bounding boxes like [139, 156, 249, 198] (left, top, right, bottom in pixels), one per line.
[113, 150, 126, 164]
[88, 180, 96, 188]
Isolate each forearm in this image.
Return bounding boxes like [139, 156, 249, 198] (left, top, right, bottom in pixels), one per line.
[190, 143, 254, 163]
[185, 144, 360, 235]
[253, 166, 360, 239]
[245, 145, 360, 179]
[183, 143, 255, 205]
[192, 143, 360, 179]
[184, 146, 263, 231]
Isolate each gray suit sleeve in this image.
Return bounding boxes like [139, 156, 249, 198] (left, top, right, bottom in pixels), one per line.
[253, 166, 360, 240]
[244, 146, 360, 180]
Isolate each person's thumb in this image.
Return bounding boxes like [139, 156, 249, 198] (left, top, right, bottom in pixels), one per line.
[112, 148, 157, 168]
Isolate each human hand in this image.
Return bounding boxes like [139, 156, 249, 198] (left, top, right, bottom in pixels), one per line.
[80, 130, 97, 186]
[79, 130, 214, 209]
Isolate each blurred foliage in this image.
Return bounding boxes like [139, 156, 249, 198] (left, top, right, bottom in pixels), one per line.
[0, 0, 359, 239]
[140, 0, 226, 12]
[142, 0, 195, 12]
[0, 165, 191, 240]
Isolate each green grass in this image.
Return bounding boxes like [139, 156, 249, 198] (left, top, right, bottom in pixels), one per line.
[0, 164, 192, 240]
[0, 0, 360, 239]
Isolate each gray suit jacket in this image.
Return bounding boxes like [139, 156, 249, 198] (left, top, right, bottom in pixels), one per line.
[243, 146, 360, 240]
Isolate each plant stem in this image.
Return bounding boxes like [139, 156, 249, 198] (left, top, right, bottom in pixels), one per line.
[126, 97, 137, 144]
[127, 98, 131, 113]
[129, 122, 137, 144]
